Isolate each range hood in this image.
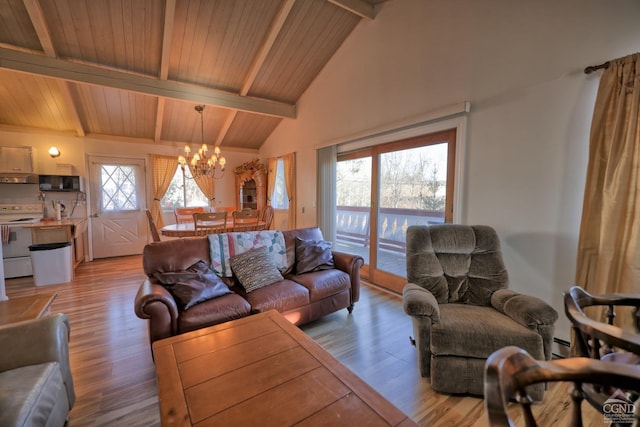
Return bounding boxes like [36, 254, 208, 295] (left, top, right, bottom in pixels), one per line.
[0, 173, 38, 184]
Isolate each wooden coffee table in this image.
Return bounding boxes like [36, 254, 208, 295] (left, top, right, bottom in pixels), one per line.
[153, 310, 418, 426]
[0, 293, 56, 325]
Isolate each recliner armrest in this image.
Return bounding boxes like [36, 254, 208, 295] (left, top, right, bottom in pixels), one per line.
[0, 313, 75, 407]
[491, 289, 558, 329]
[402, 283, 440, 321]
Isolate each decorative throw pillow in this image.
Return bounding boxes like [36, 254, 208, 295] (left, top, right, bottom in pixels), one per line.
[153, 260, 232, 310]
[208, 231, 288, 277]
[295, 237, 334, 274]
[230, 246, 284, 293]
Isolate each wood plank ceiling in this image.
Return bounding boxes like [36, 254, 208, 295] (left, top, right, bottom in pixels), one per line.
[0, 0, 384, 151]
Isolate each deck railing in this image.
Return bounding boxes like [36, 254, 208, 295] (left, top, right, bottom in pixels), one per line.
[336, 205, 444, 253]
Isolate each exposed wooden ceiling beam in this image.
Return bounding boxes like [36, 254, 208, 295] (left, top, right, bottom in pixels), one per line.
[241, 0, 296, 96]
[214, 0, 296, 147]
[159, 0, 176, 81]
[328, 0, 376, 19]
[23, 0, 86, 136]
[154, 98, 166, 143]
[22, 0, 54, 55]
[215, 111, 237, 146]
[0, 48, 296, 119]
[56, 81, 85, 136]
[154, 0, 176, 142]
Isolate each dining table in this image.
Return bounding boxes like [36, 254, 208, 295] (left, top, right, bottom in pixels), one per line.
[161, 221, 265, 237]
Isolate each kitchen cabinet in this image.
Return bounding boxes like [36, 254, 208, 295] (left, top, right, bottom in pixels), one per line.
[0, 146, 34, 173]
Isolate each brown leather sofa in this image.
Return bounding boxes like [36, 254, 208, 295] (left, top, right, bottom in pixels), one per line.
[134, 227, 364, 347]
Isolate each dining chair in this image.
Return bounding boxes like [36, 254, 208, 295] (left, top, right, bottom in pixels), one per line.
[232, 209, 260, 232]
[210, 206, 235, 213]
[193, 211, 227, 236]
[174, 207, 205, 224]
[260, 205, 274, 230]
[485, 346, 640, 427]
[145, 209, 161, 242]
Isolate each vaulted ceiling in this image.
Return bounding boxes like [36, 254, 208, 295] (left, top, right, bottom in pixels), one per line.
[0, 0, 384, 151]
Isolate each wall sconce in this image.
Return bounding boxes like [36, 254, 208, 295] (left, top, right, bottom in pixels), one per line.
[48, 146, 61, 158]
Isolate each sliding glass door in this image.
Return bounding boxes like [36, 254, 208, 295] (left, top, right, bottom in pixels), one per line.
[335, 129, 456, 292]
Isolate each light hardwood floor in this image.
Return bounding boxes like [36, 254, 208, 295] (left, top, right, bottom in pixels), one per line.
[5, 255, 603, 426]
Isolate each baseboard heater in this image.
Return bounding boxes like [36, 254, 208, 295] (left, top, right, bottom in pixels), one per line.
[552, 337, 571, 359]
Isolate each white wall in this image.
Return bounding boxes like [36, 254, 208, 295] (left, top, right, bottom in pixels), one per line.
[260, 0, 640, 340]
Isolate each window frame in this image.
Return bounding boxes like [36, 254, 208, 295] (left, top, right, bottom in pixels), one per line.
[335, 115, 467, 293]
[337, 115, 466, 224]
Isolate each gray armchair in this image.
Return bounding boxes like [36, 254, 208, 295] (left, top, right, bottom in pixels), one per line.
[0, 313, 75, 426]
[402, 224, 557, 396]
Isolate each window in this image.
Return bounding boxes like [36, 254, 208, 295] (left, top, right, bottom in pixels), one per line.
[272, 158, 289, 209]
[335, 128, 457, 292]
[161, 166, 208, 208]
[101, 165, 139, 211]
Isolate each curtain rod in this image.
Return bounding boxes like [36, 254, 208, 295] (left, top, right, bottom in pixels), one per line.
[584, 61, 610, 74]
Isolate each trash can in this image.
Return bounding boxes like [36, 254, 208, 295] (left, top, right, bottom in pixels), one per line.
[29, 242, 73, 286]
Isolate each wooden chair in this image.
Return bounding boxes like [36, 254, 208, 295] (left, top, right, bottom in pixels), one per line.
[193, 211, 227, 236]
[260, 205, 274, 230]
[210, 206, 235, 213]
[174, 207, 205, 224]
[145, 209, 161, 242]
[231, 209, 260, 232]
[485, 346, 640, 427]
[564, 285, 640, 410]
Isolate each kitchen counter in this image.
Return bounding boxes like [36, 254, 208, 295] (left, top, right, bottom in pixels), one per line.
[26, 218, 88, 268]
[23, 217, 87, 230]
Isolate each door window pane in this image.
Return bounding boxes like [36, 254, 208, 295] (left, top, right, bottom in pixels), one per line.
[101, 165, 138, 211]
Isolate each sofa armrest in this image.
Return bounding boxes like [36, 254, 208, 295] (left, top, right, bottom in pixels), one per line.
[402, 283, 440, 322]
[0, 313, 75, 407]
[134, 278, 179, 345]
[491, 289, 558, 329]
[332, 250, 364, 304]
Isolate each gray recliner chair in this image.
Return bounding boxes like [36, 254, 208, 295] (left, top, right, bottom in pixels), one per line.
[402, 224, 558, 396]
[0, 313, 75, 426]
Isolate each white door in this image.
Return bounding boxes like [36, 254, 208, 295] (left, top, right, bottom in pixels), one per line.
[89, 156, 148, 259]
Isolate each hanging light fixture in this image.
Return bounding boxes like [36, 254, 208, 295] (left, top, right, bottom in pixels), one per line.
[178, 105, 226, 179]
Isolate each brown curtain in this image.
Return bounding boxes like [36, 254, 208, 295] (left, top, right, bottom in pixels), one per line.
[188, 165, 215, 206]
[576, 53, 640, 328]
[267, 157, 277, 205]
[151, 155, 178, 228]
[283, 152, 296, 230]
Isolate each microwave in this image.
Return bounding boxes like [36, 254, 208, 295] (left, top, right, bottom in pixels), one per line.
[39, 175, 81, 191]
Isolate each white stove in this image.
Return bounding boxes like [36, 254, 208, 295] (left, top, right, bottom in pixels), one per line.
[0, 203, 43, 224]
[1, 203, 44, 279]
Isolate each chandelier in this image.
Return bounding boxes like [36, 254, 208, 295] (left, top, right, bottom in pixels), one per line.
[178, 105, 226, 179]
